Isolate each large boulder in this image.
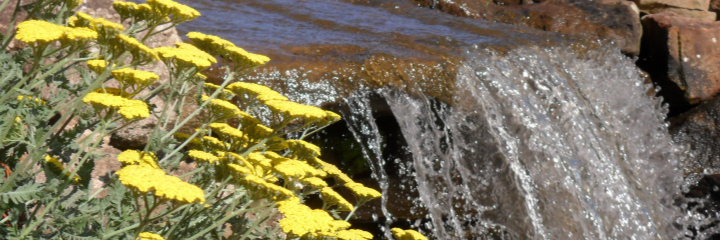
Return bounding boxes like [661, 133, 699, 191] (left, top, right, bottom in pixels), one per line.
[638, 12, 720, 114]
[644, 7, 717, 21]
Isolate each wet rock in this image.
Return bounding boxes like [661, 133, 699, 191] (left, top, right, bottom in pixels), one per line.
[633, 0, 711, 11]
[638, 12, 720, 114]
[492, 1, 643, 55]
[670, 95, 720, 175]
[411, 0, 643, 56]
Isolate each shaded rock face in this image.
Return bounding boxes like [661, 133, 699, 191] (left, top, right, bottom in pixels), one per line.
[671, 96, 720, 176]
[638, 12, 720, 115]
[409, 0, 643, 56]
[713, 0, 720, 19]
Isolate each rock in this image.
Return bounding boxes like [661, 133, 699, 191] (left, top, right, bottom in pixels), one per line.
[633, 0, 711, 11]
[670, 95, 720, 175]
[712, 0, 720, 20]
[638, 12, 720, 114]
[644, 7, 717, 21]
[492, 1, 643, 56]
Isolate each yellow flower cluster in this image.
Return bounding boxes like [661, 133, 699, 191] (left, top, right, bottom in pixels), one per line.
[86, 59, 108, 74]
[112, 1, 164, 23]
[277, 197, 352, 238]
[203, 83, 235, 100]
[200, 95, 257, 122]
[147, 0, 200, 23]
[391, 228, 428, 240]
[83, 92, 150, 120]
[299, 177, 328, 190]
[111, 68, 159, 88]
[45, 155, 81, 183]
[117, 150, 160, 169]
[320, 187, 353, 211]
[15, 20, 97, 47]
[225, 82, 287, 102]
[187, 150, 220, 163]
[286, 139, 321, 159]
[266, 152, 326, 178]
[187, 32, 270, 69]
[116, 165, 205, 204]
[93, 87, 127, 96]
[136, 232, 166, 240]
[229, 164, 293, 200]
[155, 43, 217, 70]
[344, 182, 382, 202]
[69, 12, 124, 42]
[336, 229, 374, 240]
[111, 34, 160, 65]
[17, 95, 46, 105]
[264, 99, 331, 123]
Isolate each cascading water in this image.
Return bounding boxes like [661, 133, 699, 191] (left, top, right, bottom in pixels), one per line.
[342, 46, 689, 239]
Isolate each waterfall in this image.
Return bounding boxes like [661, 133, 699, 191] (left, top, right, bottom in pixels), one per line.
[343, 46, 686, 239]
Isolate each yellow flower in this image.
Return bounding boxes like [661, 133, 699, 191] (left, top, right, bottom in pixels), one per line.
[246, 152, 272, 168]
[15, 20, 65, 45]
[45, 155, 81, 183]
[200, 95, 256, 122]
[137, 232, 165, 240]
[173, 132, 203, 149]
[229, 165, 294, 200]
[155, 43, 216, 70]
[70, 12, 125, 37]
[115, 165, 205, 204]
[188, 150, 220, 163]
[147, 0, 201, 23]
[263, 100, 327, 123]
[113, 1, 139, 20]
[345, 182, 381, 201]
[83, 92, 150, 120]
[309, 157, 351, 183]
[187, 31, 236, 55]
[117, 98, 151, 120]
[117, 150, 160, 169]
[299, 177, 328, 190]
[320, 187, 353, 211]
[86, 59, 108, 74]
[201, 136, 227, 151]
[391, 228, 428, 240]
[208, 123, 248, 143]
[266, 152, 325, 179]
[286, 139, 321, 159]
[93, 87, 127, 96]
[61, 27, 98, 46]
[225, 82, 287, 102]
[203, 83, 234, 99]
[112, 34, 160, 64]
[224, 46, 270, 69]
[111, 68, 159, 87]
[17, 95, 46, 105]
[277, 197, 351, 237]
[337, 229, 374, 240]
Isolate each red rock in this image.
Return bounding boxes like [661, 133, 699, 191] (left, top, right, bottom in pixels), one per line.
[639, 12, 720, 107]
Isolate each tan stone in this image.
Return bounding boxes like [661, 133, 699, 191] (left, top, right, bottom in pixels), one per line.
[645, 7, 717, 21]
[634, 0, 711, 11]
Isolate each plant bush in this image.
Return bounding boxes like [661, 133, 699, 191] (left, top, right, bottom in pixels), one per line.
[0, 0, 428, 239]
